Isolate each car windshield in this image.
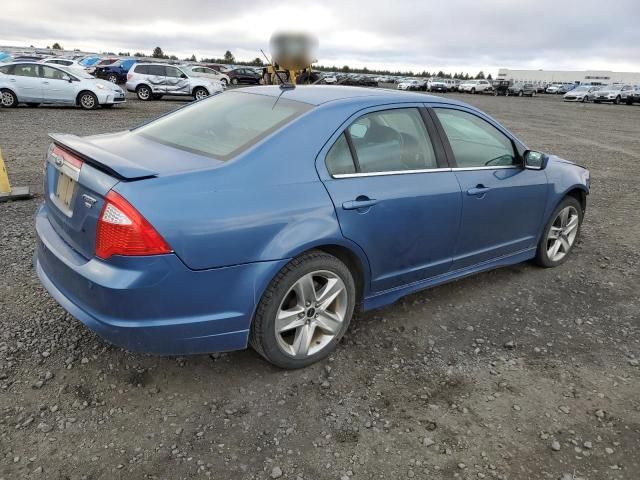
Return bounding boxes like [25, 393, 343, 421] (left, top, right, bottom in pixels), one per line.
[132, 91, 312, 160]
[58, 66, 94, 79]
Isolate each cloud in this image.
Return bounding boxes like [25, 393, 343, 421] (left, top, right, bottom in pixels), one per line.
[2, 0, 639, 73]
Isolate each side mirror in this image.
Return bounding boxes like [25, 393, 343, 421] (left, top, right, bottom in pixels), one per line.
[523, 150, 548, 170]
[61, 75, 72, 83]
[180, 73, 187, 79]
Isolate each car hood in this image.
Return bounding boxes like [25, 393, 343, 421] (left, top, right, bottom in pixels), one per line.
[548, 154, 587, 171]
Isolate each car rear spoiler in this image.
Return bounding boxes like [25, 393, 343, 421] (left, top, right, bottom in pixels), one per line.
[49, 133, 157, 180]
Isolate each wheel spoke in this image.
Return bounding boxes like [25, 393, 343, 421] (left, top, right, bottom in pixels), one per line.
[559, 208, 570, 227]
[548, 239, 561, 258]
[292, 324, 315, 358]
[293, 274, 317, 307]
[548, 226, 563, 240]
[315, 310, 342, 335]
[559, 236, 571, 253]
[315, 278, 344, 310]
[275, 307, 306, 333]
[564, 216, 579, 235]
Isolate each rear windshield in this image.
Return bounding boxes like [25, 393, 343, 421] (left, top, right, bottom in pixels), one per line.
[132, 91, 311, 160]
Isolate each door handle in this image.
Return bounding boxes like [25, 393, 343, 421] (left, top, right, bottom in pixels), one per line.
[467, 185, 490, 196]
[42, 81, 49, 85]
[342, 197, 378, 210]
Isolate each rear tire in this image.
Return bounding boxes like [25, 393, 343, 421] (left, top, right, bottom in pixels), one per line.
[78, 91, 98, 110]
[249, 250, 356, 369]
[107, 74, 118, 84]
[471, 88, 476, 94]
[535, 196, 583, 268]
[136, 85, 152, 101]
[231, 78, 239, 85]
[221, 78, 228, 87]
[1, 89, 18, 107]
[614, 95, 621, 105]
[518, 90, 524, 97]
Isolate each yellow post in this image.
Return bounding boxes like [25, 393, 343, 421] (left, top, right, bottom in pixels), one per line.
[0, 147, 31, 202]
[0, 148, 11, 194]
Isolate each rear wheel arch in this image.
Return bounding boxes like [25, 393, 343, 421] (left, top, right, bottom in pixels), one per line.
[312, 245, 366, 309]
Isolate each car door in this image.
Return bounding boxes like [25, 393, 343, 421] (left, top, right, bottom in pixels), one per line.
[429, 105, 548, 270]
[146, 65, 167, 93]
[164, 66, 190, 95]
[318, 106, 462, 293]
[6, 63, 43, 102]
[39, 65, 77, 104]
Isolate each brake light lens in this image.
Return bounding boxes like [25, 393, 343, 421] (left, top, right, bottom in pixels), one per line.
[127, 73, 132, 81]
[96, 191, 171, 259]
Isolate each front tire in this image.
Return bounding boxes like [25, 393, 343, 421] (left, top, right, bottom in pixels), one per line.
[249, 250, 356, 369]
[535, 196, 583, 268]
[78, 91, 98, 110]
[107, 74, 118, 84]
[614, 95, 621, 105]
[471, 88, 476, 94]
[193, 87, 209, 101]
[1, 89, 18, 107]
[231, 78, 239, 85]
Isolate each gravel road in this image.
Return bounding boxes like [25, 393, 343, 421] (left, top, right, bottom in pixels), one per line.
[1, 90, 639, 480]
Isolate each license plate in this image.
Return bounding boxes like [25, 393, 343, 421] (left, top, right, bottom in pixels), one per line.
[55, 172, 77, 211]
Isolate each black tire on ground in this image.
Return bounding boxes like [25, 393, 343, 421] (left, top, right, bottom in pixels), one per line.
[221, 78, 228, 86]
[78, 91, 99, 110]
[193, 87, 209, 101]
[471, 88, 476, 94]
[249, 250, 356, 369]
[108, 74, 118, 84]
[518, 91, 524, 97]
[535, 196, 583, 268]
[231, 78, 239, 85]
[614, 96, 621, 105]
[1, 89, 18, 107]
[582, 96, 588, 103]
[136, 85, 152, 101]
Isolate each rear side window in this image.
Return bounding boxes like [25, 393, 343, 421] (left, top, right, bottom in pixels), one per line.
[132, 91, 311, 160]
[347, 108, 437, 173]
[12, 64, 38, 77]
[0, 65, 13, 74]
[326, 134, 356, 175]
[147, 65, 165, 76]
[134, 64, 149, 74]
[434, 108, 515, 168]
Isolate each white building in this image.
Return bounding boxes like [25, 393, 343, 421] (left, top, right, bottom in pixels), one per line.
[497, 68, 640, 86]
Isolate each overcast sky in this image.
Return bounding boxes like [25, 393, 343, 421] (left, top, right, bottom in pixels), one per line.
[3, 0, 639, 75]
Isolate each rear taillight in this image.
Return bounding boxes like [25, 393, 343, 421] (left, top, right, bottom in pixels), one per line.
[127, 73, 132, 81]
[96, 191, 171, 259]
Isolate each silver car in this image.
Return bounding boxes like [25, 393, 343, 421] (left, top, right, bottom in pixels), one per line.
[0, 62, 125, 109]
[125, 63, 222, 101]
[563, 85, 600, 103]
[181, 65, 229, 88]
[592, 84, 633, 104]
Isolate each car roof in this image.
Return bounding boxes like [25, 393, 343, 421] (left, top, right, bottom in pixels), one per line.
[235, 85, 469, 107]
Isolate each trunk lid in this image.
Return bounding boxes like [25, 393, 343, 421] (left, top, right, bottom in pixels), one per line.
[44, 132, 223, 260]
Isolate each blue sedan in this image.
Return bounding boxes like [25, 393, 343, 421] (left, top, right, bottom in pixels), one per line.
[35, 86, 590, 368]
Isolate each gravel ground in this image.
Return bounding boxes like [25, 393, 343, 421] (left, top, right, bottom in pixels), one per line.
[1, 90, 639, 480]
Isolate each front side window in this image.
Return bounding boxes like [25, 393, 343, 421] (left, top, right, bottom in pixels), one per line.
[40, 65, 67, 80]
[132, 91, 311, 160]
[13, 64, 38, 77]
[434, 108, 516, 168]
[165, 66, 183, 78]
[347, 108, 437, 173]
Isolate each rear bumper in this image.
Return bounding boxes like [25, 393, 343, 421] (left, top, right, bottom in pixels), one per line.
[35, 204, 287, 355]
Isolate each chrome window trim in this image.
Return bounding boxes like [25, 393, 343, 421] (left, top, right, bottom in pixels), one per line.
[332, 167, 451, 178]
[331, 165, 521, 179]
[451, 165, 520, 172]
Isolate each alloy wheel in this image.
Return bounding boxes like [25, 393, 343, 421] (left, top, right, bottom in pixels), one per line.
[1, 91, 15, 106]
[108, 75, 118, 83]
[80, 94, 95, 109]
[546, 206, 579, 262]
[138, 87, 150, 100]
[275, 270, 348, 358]
[194, 88, 208, 100]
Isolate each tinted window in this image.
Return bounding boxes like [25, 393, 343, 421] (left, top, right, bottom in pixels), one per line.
[40, 65, 67, 80]
[0, 65, 13, 74]
[13, 64, 39, 77]
[134, 64, 149, 74]
[133, 91, 311, 160]
[434, 108, 515, 168]
[348, 108, 437, 173]
[165, 66, 183, 78]
[326, 134, 356, 175]
[147, 65, 166, 76]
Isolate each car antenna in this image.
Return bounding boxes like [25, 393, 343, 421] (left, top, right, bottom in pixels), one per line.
[260, 49, 294, 90]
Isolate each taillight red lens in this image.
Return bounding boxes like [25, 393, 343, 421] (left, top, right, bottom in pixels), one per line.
[127, 73, 132, 81]
[96, 191, 171, 259]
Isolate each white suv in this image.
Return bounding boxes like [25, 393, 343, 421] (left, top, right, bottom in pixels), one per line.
[459, 79, 492, 94]
[126, 63, 222, 101]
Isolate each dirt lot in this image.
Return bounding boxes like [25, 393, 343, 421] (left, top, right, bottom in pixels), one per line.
[1, 90, 639, 480]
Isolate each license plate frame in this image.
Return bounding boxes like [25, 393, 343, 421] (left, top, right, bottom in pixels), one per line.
[55, 171, 77, 213]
